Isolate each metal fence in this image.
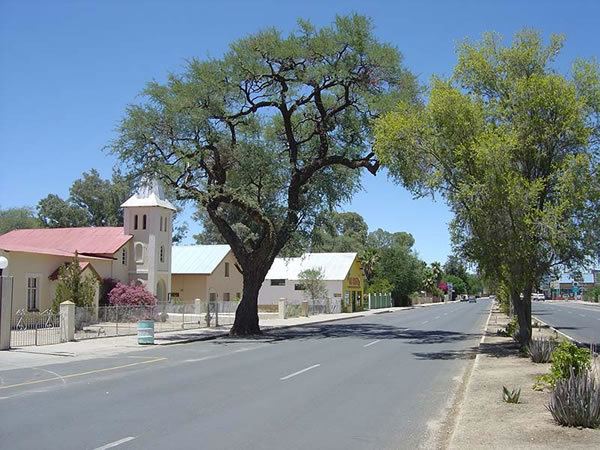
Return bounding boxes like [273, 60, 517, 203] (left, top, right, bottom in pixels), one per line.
[74, 301, 239, 340]
[308, 298, 341, 315]
[369, 293, 392, 309]
[10, 309, 62, 347]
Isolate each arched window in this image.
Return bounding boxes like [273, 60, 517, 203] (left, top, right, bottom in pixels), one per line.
[160, 245, 165, 263]
[134, 215, 138, 230]
[135, 242, 144, 263]
[142, 214, 147, 230]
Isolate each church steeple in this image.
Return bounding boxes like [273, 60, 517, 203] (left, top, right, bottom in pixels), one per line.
[120, 180, 174, 301]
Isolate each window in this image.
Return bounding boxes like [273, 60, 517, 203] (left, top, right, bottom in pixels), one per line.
[294, 283, 305, 291]
[225, 262, 230, 277]
[121, 248, 128, 265]
[236, 292, 241, 300]
[160, 216, 163, 232]
[27, 276, 39, 311]
[142, 214, 147, 230]
[209, 292, 217, 302]
[164, 217, 168, 233]
[160, 245, 165, 263]
[135, 242, 144, 263]
[270, 279, 285, 286]
[134, 215, 138, 230]
[223, 292, 231, 302]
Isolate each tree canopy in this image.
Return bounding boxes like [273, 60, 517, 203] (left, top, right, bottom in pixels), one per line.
[112, 15, 418, 334]
[0, 206, 41, 234]
[376, 30, 600, 344]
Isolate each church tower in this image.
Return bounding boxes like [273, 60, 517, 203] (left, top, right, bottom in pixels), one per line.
[121, 180, 176, 302]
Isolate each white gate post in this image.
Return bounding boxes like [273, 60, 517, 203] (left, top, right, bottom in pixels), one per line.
[60, 301, 75, 342]
[0, 284, 11, 350]
[278, 298, 286, 320]
[301, 300, 309, 317]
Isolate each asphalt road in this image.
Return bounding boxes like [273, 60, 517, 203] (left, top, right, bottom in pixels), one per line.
[0, 300, 491, 450]
[532, 301, 600, 346]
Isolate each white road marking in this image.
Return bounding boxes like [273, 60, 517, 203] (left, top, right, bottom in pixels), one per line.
[435, 316, 440, 320]
[93, 436, 136, 450]
[421, 320, 429, 324]
[579, 314, 586, 318]
[363, 340, 381, 348]
[281, 364, 320, 381]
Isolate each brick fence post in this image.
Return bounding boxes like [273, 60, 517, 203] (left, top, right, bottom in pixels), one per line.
[60, 301, 75, 342]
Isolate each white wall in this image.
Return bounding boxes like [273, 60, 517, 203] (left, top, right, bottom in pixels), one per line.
[258, 278, 343, 305]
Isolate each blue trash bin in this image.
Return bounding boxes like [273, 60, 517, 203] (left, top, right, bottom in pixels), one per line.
[137, 320, 155, 345]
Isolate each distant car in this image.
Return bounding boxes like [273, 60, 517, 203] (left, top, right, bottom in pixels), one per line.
[468, 296, 477, 303]
[532, 293, 546, 301]
[460, 295, 469, 302]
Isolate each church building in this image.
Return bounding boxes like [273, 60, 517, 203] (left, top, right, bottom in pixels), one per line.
[0, 181, 175, 314]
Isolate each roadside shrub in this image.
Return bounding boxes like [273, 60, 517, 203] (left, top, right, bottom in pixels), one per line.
[547, 370, 600, 428]
[538, 341, 592, 387]
[108, 282, 157, 307]
[502, 386, 521, 404]
[505, 317, 518, 337]
[528, 338, 557, 363]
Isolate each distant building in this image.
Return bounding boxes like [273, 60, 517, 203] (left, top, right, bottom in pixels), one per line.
[171, 245, 243, 303]
[258, 252, 365, 312]
[0, 181, 175, 313]
[550, 271, 599, 299]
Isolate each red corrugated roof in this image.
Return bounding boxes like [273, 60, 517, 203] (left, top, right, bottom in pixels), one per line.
[0, 227, 132, 257]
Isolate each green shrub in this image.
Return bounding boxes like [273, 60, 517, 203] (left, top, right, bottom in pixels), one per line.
[548, 370, 600, 428]
[538, 341, 592, 387]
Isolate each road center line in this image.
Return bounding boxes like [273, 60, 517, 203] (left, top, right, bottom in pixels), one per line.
[93, 436, 136, 450]
[434, 316, 440, 320]
[363, 340, 381, 348]
[421, 320, 429, 324]
[281, 364, 320, 381]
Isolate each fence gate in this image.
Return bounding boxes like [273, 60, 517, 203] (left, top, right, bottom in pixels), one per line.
[10, 308, 62, 347]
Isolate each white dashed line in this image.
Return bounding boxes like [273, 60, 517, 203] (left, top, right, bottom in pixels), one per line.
[421, 320, 429, 324]
[364, 340, 381, 348]
[281, 364, 320, 381]
[93, 437, 136, 450]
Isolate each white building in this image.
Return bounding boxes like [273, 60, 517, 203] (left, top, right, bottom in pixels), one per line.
[258, 252, 366, 313]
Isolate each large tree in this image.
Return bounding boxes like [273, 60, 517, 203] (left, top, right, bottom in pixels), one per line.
[112, 15, 418, 335]
[0, 206, 42, 234]
[376, 30, 600, 345]
[309, 211, 368, 253]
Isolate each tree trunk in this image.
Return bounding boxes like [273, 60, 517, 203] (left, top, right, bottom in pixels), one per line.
[511, 288, 532, 347]
[229, 271, 264, 336]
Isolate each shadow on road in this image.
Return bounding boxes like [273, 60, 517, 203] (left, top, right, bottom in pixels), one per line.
[214, 323, 480, 348]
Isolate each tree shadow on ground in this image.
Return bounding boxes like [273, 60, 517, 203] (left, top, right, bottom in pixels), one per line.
[214, 322, 480, 347]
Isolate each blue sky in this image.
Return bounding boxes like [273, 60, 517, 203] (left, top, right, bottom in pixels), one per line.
[1, 0, 598, 263]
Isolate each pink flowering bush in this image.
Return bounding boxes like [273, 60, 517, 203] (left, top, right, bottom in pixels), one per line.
[108, 282, 157, 306]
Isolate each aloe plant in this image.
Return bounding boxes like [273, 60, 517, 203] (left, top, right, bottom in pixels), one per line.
[548, 370, 600, 428]
[502, 386, 521, 404]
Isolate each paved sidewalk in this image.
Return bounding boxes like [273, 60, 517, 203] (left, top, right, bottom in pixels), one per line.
[0, 301, 455, 371]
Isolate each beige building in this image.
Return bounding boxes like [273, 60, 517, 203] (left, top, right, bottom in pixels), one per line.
[171, 245, 243, 303]
[0, 181, 175, 314]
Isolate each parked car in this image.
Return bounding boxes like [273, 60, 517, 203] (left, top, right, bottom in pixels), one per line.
[532, 293, 546, 301]
[468, 296, 477, 303]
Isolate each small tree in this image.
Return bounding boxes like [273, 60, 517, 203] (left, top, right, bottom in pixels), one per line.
[108, 282, 157, 306]
[53, 254, 97, 310]
[298, 268, 328, 305]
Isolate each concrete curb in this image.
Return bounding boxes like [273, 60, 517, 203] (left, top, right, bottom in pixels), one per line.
[445, 301, 494, 448]
[531, 316, 583, 346]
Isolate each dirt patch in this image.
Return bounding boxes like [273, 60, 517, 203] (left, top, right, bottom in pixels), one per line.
[449, 307, 600, 449]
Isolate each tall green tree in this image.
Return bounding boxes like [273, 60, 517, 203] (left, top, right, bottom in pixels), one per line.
[0, 206, 42, 234]
[376, 30, 600, 345]
[111, 15, 418, 335]
[310, 211, 368, 253]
